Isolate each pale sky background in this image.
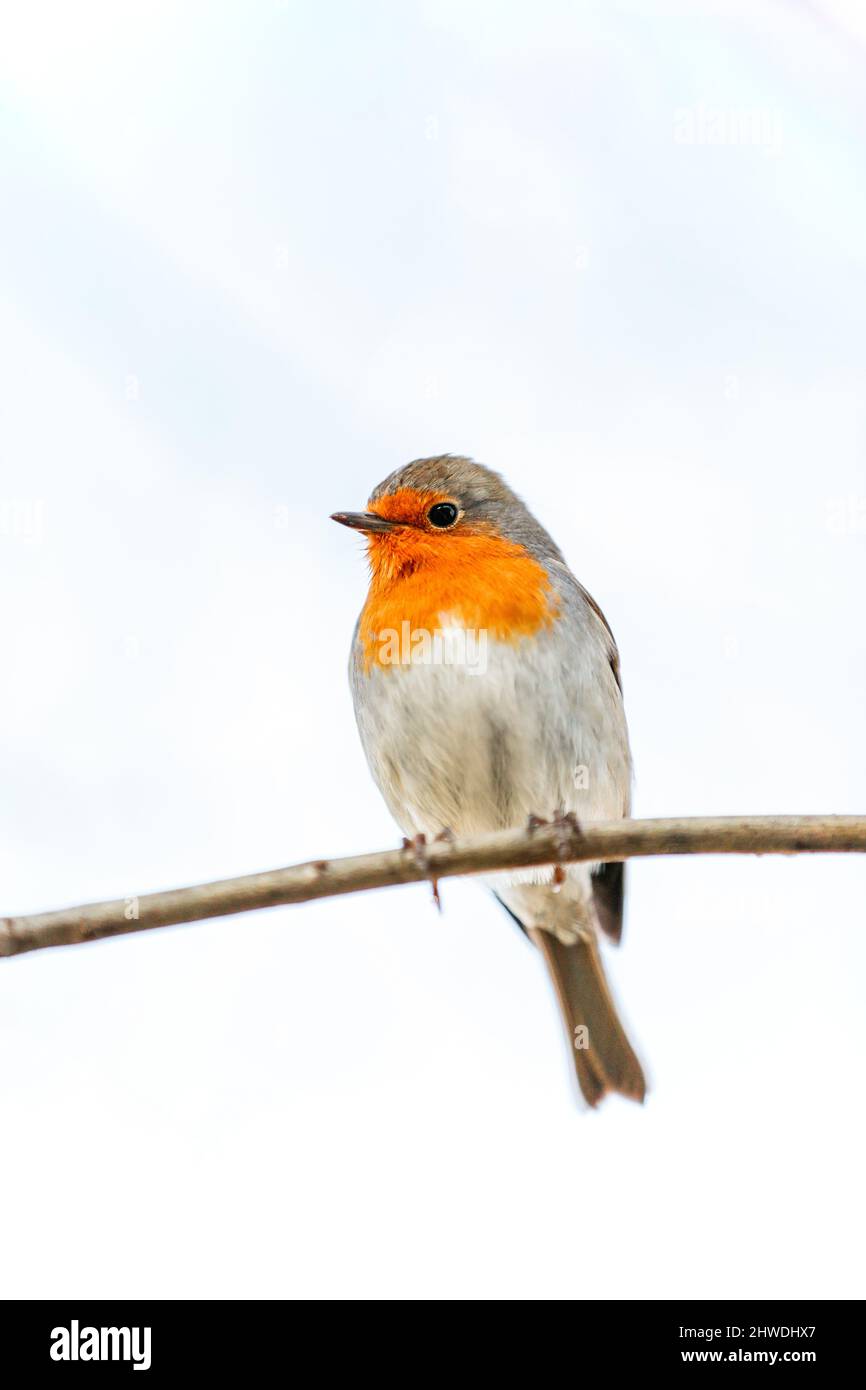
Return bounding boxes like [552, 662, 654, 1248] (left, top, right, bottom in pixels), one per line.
[1, 0, 865, 1300]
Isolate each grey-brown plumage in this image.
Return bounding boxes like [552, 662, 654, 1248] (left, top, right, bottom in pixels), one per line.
[529, 927, 645, 1105]
[336, 455, 647, 1107]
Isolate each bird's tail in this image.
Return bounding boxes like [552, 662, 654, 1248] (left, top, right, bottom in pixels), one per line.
[528, 925, 646, 1107]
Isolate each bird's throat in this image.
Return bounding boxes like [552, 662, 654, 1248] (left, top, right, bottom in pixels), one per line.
[359, 532, 559, 671]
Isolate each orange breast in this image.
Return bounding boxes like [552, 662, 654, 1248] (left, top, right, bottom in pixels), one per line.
[358, 517, 559, 672]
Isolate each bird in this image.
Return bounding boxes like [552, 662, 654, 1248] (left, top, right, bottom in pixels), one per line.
[332, 455, 646, 1106]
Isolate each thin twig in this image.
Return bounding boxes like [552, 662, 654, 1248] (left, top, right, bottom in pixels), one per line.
[1, 814, 864, 960]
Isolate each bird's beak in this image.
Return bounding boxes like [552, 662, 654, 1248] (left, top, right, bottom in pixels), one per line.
[330, 511, 398, 534]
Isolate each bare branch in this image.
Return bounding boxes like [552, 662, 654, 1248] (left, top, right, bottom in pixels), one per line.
[1, 814, 864, 960]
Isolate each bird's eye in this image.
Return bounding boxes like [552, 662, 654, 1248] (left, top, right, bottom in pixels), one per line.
[427, 502, 459, 529]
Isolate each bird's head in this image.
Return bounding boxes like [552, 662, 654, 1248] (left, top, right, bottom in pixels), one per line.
[331, 454, 561, 585]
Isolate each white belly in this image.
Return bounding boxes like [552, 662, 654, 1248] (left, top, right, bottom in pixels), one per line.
[351, 622, 630, 843]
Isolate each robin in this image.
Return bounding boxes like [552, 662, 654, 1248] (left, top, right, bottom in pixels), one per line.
[332, 455, 646, 1106]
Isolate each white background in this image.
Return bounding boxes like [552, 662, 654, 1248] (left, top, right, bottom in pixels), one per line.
[1, 0, 864, 1299]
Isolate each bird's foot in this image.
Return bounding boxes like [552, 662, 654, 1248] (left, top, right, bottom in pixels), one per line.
[402, 833, 443, 914]
[551, 811, 582, 887]
[401, 833, 428, 862]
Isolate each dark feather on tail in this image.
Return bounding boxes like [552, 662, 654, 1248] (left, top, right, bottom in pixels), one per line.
[592, 861, 626, 944]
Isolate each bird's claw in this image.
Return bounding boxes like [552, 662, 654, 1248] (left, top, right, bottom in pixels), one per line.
[402, 833, 443, 914]
[550, 812, 582, 886]
[401, 832, 428, 863]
